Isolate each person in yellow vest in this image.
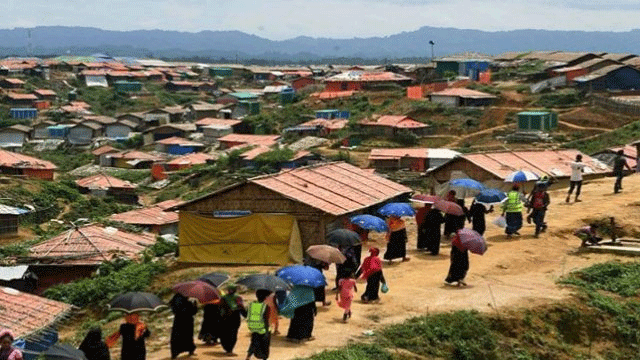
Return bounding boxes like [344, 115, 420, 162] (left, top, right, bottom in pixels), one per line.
[501, 184, 525, 239]
[245, 290, 271, 360]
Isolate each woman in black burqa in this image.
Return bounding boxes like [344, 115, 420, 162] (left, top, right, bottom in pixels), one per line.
[169, 293, 198, 359]
[79, 327, 110, 360]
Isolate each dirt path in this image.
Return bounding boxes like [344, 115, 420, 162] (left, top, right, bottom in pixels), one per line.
[558, 120, 610, 132]
[445, 123, 513, 147]
[144, 175, 639, 360]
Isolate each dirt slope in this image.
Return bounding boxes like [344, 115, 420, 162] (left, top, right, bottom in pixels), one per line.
[142, 175, 639, 360]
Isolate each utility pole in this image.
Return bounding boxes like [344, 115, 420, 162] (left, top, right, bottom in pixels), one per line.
[429, 40, 435, 60]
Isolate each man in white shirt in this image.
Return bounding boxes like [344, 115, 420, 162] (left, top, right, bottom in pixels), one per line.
[566, 154, 585, 203]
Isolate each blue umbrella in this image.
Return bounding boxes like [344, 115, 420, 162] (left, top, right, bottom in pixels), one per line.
[475, 189, 507, 205]
[504, 170, 539, 183]
[350, 214, 388, 232]
[276, 265, 326, 288]
[449, 178, 486, 190]
[378, 202, 416, 217]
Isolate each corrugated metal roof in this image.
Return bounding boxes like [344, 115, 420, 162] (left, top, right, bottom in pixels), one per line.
[450, 150, 610, 180]
[369, 148, 459, 160]
[75, 173, 137, 190]
[155, 136, 203, 146]
[34, 89, 56, 96]
[110, 205, 179, 226]
[430, 88, 497, 98]
[166, 152, 214, 166]
[6, 93, 38, 100]
[155, 199, 185, 210]
[3, 78, 26, 84]
[573, 64, 629, 82]
[195, 117, 242, 127]
[218, 134, 281, 147]
[0, 286, 73, 339]
[361, 115, 429, 129]
[91, 145, 118, 156]
[28, 224, 156, 265]
[108, 150, 164, 161]
[249, 162, 412, 216]
[0, 149, 56, 170]
[326, 71, 411, 82]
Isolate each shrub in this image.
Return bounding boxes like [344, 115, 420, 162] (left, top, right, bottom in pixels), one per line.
[43, 260, 167, 308]
[300, 344, 393, 360]
[561, 261, 640, 297]
[394, 129, 419, 146]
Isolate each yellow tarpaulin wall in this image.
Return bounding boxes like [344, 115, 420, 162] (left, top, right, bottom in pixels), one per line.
[178, 212, 303, 265]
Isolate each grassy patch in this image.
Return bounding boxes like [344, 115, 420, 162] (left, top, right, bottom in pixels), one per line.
[563, 120, 640, 154]
[560, 261, 640, 297]
[298, 344, 393, 360]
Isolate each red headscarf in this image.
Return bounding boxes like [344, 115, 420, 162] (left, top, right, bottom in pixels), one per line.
[106, 314, 147, 348]
[360, 247, 382, 280]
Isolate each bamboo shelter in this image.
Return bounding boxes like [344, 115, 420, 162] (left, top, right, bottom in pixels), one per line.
[172, 162, 412, 265]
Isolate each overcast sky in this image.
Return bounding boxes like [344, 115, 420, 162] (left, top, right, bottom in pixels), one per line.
[4, 0, 639, 40]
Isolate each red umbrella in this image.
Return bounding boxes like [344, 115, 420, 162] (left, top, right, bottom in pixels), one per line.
[411, 194, 441, 204]
[452, 229, 487, 255]
[434, 200, 464, 216]
[172, 280, 221, 303]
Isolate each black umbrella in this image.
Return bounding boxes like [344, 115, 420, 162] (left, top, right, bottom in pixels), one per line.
[236, 274, 291, 292]
[326, 229, 361, 247]
[44, 344, 88, 360]
[198, 272, 230, 287]
[108, 292, 166, 313]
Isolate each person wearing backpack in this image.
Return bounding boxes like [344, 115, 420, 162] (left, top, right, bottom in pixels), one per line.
[245, 290, 272, 360]
[527, 182, 550, 238]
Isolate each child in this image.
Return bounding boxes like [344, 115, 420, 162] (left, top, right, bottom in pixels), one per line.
[246, 290, 271, 360]
[336, 271, 357, 322]
[575, 224, 602, 247]
[357, 247, 386, 303]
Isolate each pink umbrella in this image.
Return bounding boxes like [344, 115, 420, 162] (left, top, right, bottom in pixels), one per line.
[172, 280, 221, 303]
[452, 229, 487, 255]
[434, 200, 464, 216]
[411, 194, 441, 204]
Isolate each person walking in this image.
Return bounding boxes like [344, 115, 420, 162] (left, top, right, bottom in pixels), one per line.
[383, 215, 410, 263]
[245, 290, 272, 360]
[613, 150, 632, 194]
[527, 183, 550, 238]
[567, 154, 585, 203]
[304, 257, 331, 307]
[502, 184, 525, 239]
[0, 329, 22, 360]
[219, 285, 246, 355]
[416, 203, 444, 255]
[199, 299, 222, 345]
[169, 293, 198, 359]
[79, 327, 110, 360]
[444, 230, 469, 286]
[282, 286, 317, 343]
[356, 247, 386, 303]
[335, 271, 357, 322]
[467, 200, 491, 236]
[444, 191, 466, 238]
[335, 246, 358, 290]
[106, 314, 150, 360]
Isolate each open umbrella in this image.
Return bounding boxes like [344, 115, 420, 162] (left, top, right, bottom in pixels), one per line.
[378, 202, 416, 217]
[198, 272, 229, 287]
[108, 292, 166, 313]
[411, 194, 440, 204]
[327, 229, 361, 247]
[276, 265, 326, 287]
[452, 228, 487, 255]
[172, 280, 221, 303]
[350, 215, 388, 232]
[505, 170, 539, 183]
[475, 189, 507, 205]
[433, 199, 464, 216]
[44, 344, 88, 360]
[306, 245, 346, 264]
[236, 274, 291, 292]
[449, 178, 486, 192]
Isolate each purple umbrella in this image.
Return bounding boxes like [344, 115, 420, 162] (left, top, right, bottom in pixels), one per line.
[452, 229, 487, 255]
